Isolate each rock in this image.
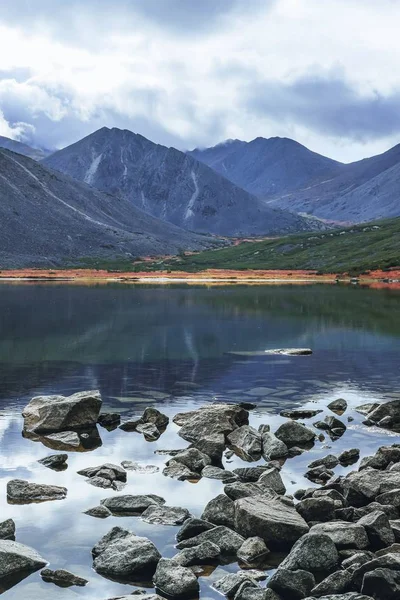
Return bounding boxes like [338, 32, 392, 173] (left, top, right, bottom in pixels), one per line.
[227, 425, 262, 461]
[163, 461, 200, 480]
[360, 445, 400, 470]
[7, 479, 67, 504]
[275, 420, 316, 447]
[192, 434, 225, 464]
[235, 588, 280, 600]
[101, 494, 165, 515]
[268, 568, 315, 600]
[261, 429, 289, 459]
[153, 558, 199, 599]
[311, 569, 352, 596]
[38, 453, 68, 471]
[121, 461, 159, 474]
[22, 389, 102, 433]
[167, 447, 211, 473]
[171, 541, 220, 567]
[365, 400, 400, 430]
[339, 449, 360, 465]
[376, 544, 400, 557]
[324, 415, 346, 432]
[314, 421, 330, 431]
[312, 489, 346, 506]
[0, 540, 47, 586]
[343, 468, 400, 507]
[176, 518, 215, 543]
[141, 505, 190, 526]
[304, 595, 374, 600]
[202, 466, 237, 483]
[305, 466, 334, 484]
[118, 418, 142, 431]
[341, 551, 375, 571]
[361, 568, 400, 600]
[237, 536, 270, 567]
[308, 455, 339, 469]
[202, 494, 235, 528]
[357, 510, 395, 549]
[281, 409, 323, 419]
[173, 403, 248, 443]
[355, 403, 380, 415]
[234, 495, 309, 549]
[0, 519, 15, 541]
[176, 525, 245, 556]
[84, 505, 111, 518]
[213, 571, 259, 596]
[351, 553, 400, 590]
[78, 463, 127, 490]
[289, 446, 305, 457]
[93, 527, 161, 580]
[296, 497, 336, 523]
[258, 467, 286, 494]
[136, 422, 161, 440]
[328, 399, 348, 414]
[42, 430, 81, 448]
[233, 467, 268, 482]
[310, 522, 369, 549]
[279, 533, 339, 573]
[121, 407, 169, 431]
[97, 412, 121, 429]
[40, 568, 88, 587]
[225, 481, 278, 501]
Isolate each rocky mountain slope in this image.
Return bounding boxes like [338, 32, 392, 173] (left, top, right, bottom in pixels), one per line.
[0, 149, 215, 268]
[43, 127, 318, 236]
[0, 135, 51, 161]
[189, 137, 342, 198]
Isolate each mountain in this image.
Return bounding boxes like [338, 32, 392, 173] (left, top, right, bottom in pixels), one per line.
[189, 136, 342, 198]
[0, 149, 216, 268]
[266, 143, 400, 222]
[43, 127, 319, 237]
[147, 218, 400, 274]
[0, 135, 51, 161]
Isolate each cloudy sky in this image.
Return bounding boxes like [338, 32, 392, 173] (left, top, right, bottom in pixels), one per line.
[0, 0, 400, 162]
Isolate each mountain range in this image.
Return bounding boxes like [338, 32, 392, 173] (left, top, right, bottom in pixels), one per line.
[0, 149, 214, 268]
[43, 127, 317, 237]
[0, 135, 51, 161]
[191, 138, 400, 223]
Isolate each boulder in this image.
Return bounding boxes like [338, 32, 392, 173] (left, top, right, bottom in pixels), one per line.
[77, 463, 127, 490]
[93, 527, 161, 580]
[83, 505, 111, 519]
[173, 403, 248, 443]
[153, 558, 199, 599]
[303, 595, 374, 600]
[310, 570, 352, 596]
[166, 448, 211, 473]
[225, 481, 278, 501]
[0, 540, 47, 585]
[38, 453, 68, 471]
[327, 399, 348, 414]
[343, 468, 400, 506]
[22, 390, 102, 433]
[7, 479, 67, 504]
[120, 407, 169, 436]
[40, 568, 88, 587]
[261, 429, 289, 459]
[361, 568, 400, 600]
[227, 425, 262, 461]
[202, 466, 237, 483]
[176, 525, 245, 556]
[237, 537, 270, 567]
[235, 587, 281, 600]
[0, 519, 15, 541]
[100, 494, 165, 515]
[171, 541, 220, 567]
[366, 400, 400, 430]
[202, 494, 235, 529]
[296, 497, 336, 523]
[97, 412, 121, 429]
[357, 510, 395, 549]
[234, 495, 309, 549]
[351, 553, 400, 590]
[176, 518, 215, 543]
[281, 409, 323, 419]
[324, 416, 346, 433]
[339, 449, 360, 465]
[213, 571, 259, 596]
[310, 522, 369, 549]
[163, 461, 200, 480]
[279, 533, 339, 573]
[233, 467, 268, 482]
[268, 568, 315, 600]
[308, 455, 339, 469]
[141, 505, 190, 526]
[258, 467, 286, 495]
[305, 466, 334, 484]
[192, 434, 225, 464]
[275, 420, 315, 447]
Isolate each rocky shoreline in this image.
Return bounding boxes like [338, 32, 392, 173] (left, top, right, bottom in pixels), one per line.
[2, 388, 400, 599]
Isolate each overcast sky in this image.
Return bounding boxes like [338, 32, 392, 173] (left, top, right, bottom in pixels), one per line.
[1, 0, 400, 162]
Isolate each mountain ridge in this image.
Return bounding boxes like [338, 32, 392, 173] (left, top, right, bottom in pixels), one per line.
[0, 135, 51, 161]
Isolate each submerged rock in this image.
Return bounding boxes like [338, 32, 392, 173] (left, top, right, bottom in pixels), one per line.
[141, 505, 190, 526]
[0, 519, 15, 541]
[121, 461, 159, 474]
[7, 479, 67, 504]
[38, 453, 68, 471]
[101, 494, 165, 515]
[280, 409, 323, 419]
[22, 389, 102, 433]
[153, 558, 199, 599]
[41, 568, 88, 587]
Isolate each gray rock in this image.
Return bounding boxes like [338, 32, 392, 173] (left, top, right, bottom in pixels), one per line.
[213, 571, 259, 596]
[237, 536, 270, 566]
[78, 462, 127, 490]
[351, 553, 400, 590]
[176, 525, 245, 556]
[281, 409, 323, 419]
[310, 521, 369, 549]
[258, 467, 286, 494]
[233, 466, 268, 482]
[355, 403, 380, 416]
[83, 505, 111, 518]
[41, 430, 81, 449]
[121, 461, 159, 474]
[22, 390, 102, 433]
[7, 479, 67, 504]
[324, 415, 346, 433]
[202, 494, 235, 529]
[171, 541, 220, 567]
[141, 505, 190, 526]
[342, 551, 375, 572]
[308, 455, 339, 469]
[40, 568, 88, 587]
[38, 453, 68, 470]
[0, 540, 47, 584]
[163, 461, 200, 480]
[296, 497, 336, 523]
[234, 587, 280, 600]
[224, 481, 278, 501]
[279, 533, 339, 573]
[0, 519, 15, 541]
[303, 595, 374, 600]
[311, 570, 352, 596]
[261, 429, 289, 460]
[234, 495, 309, 549]
[153, 558, 199, 599]
[376, 543, 400, 557]
[167, 447, 211, 473]
[93, 527, 161, 580]
[97, 412, 121, 429]
[305, 466, 334, 484]
[192, 434, 225, 464]
[357, 510, 395, 549]
[227, 425, 262, 461]
[202, 466, 238, 483]
[361, 568, 400, 600]
[366, 400, 400, 429]
[327, 399, 348, 414]
[176, 518, 215, 543]
[343, 468, 400, 506]
[339, 449, 360, 465]
[136, 422, 161, 440]
[173, 403, 248, 443]
[275, 420, 316, 447]
[101, 494, 165, 515]
[269, 568, 315, 600]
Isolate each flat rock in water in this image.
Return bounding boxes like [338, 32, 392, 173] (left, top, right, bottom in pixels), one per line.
[38, 453, 68, 470]
[176, 525, 245, 556]
[275, 420, 316, 447]
[171, 541, 220, 567]
[42, 431, 81, 448]
[227, 425, 262, 461]
[141, 505, 190, 526]
[173, 403, 248, 443]
[84, 505, 111, 519]
[7, 479, 67, 504]
[163, 461, 200, 481]
[153, 558, 199, 599]
[0, 540, 47, 583]
[41, 568, 88, 587]
[265, 348, 312, 355]
[97, 412, 121, 429]
[280, 409, 323, 419]
[101, 494, 165, 515]
[121, 461, 159, 474]
[22, 389, 102, 433]
[0, 519, 16, 541]
[176, 517, 215, 543]
[202, 465, 237, 483]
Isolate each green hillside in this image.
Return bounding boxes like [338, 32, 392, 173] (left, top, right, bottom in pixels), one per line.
[141, 218, 400, 274]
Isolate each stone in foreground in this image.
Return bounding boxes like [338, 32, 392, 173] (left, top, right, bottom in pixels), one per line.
[141, 505, 190, 526]
[0, 519, 16, 541]
[0, 540, 47, 586]
[22, 389, 102, 433]
[40, 568, 88, 587]
[7, 479, 67, 504]
[153, 558, 199, 599]
[38, 453, 68, 470]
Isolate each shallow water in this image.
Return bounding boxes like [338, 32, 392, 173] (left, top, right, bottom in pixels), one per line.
[0, 283, 400, 599]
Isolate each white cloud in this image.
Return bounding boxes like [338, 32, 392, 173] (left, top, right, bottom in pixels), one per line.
[0, 108, 34, 141]
[0, 0, 399, 161]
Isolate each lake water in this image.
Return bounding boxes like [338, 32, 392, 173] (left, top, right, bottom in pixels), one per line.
[0, 282, 400, 599]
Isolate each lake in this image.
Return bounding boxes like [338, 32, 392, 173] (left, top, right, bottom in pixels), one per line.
[0, 282, 400, 599]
